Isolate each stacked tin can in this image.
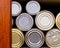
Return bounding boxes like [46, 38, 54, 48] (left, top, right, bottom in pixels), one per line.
[12, 0, 60, 48]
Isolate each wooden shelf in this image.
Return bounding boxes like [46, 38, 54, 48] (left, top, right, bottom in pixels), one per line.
[19, 0, 60, 3]
[0, 0, 11, 48]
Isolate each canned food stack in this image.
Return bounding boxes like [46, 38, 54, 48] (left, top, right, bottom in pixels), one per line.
[12, 0, 60, 48]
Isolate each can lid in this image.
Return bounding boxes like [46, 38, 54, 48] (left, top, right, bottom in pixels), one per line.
[16, 13, 34, 31]
[12, 1, 22, 16]
[56, 13, 60, 30]
[46, 29, 60, 48]
[25, 28, 44, 48]
[35, 10, 55, 31]
[26, 1, 40, 15]
[12, 28, 24, 48]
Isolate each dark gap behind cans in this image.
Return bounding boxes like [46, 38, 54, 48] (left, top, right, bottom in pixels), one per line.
[12, 0, 60, 47]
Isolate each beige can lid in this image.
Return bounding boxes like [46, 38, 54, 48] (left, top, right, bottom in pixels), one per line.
[12, 28, 24, 48]
[56, 13, 60, 30]
[35, 10, 55, 31]
[46, 29, 60, 48]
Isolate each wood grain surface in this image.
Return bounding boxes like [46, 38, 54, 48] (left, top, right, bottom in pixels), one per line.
[0, 0, 11, 48]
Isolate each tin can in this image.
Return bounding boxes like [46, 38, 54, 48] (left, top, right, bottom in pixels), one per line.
[12, 28, 24, 48]
[26, 1, 40, 15]
[16, 13, 34, 31]
[46, 29, 60, 48]
[56, 13, 60, 30]
[12, 1, 22, 16]
[35, 10, 55, 31]
[25, 28, 44, 48]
